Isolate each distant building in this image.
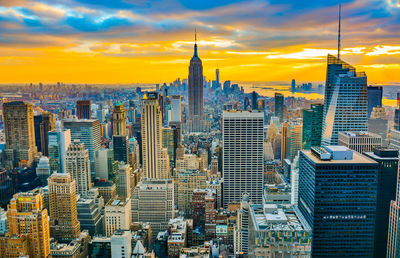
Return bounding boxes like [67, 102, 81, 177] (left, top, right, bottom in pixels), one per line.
[274, 93, 284, 122]
[251, 91, 258, 110]
[34, 112, 55, 156]
[112, 102, 127, 136]
[171, 95, 182, 123]
[302, 104, 323, 149]
[338, 131, 382, 153]
[48, 128, 71, 173]
[76, 100, 91, 119]
[298, 146, 378, 256]
[368, 106, 388, 145]
[367, 86, 383, 118]
[36, 156, 51, 185]
[113, 135, 129, 163]
[3, 101, 37, 168]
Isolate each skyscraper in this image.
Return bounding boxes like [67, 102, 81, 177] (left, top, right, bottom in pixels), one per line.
[369, 106, 388, 145]
[291, 79, 296, 92]
[65, 140, 92, 197]
[113, 135, 129, 163]
[367, 86, 383, 118]
[141, 92, 170, 179]
[76, 100, 91, 119]
[302, 104, 323, 149]
[3, 101, 37, 168]
[286, 120, 303, 161]
[112, 102, 127, 136]
[48, 128, 71, 173]
[216, 68, 220, 89]
[7, 190, 51, 257]
[34, 112, 55, 156]
[187, 31, 205, 132]
[363, 148, 398, 257]
[321, 55, 368, 145]
[251, 91, 258, 110]
[274, 93, 284, 122]
[222, 110, 264, 206]
[170, 95, 182, 123]
[387, 154, 400, 258]
[63, 119, 101, 176]
[298, 146, 378, 256]
[48, 173, 81, 242]
[281, 122, 289, 166]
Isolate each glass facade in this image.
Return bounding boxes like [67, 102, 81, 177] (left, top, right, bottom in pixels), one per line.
[302, 104, 324, 149]
[322, 55, 368, 146]
[367, 86, 382, 118]
[298, 150, 378, 257]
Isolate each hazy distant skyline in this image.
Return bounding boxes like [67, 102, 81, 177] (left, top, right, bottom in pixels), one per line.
[0, 0, 399, 84]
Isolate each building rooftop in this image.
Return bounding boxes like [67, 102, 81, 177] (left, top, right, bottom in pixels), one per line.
[304, 148, 377, 164]
[339, 131, 381, 138]
[223, 110, 264, 118]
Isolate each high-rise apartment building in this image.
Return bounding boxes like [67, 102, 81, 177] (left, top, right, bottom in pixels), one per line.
[222, 111, 264, 206]
[141, 92, 170, 179]
[34, 112, 55, 156]
[338, 131, 382, 153]
[48, 173, 81, 241]
[187, 33, 205, 132]
[274, 93, 284, 122]
[364, 148, 399, 257]
[3, 101, 37, 168]
[367, 86, 383, 118]
[63, 119, 101, 175]
[132, 178, 175, 239]
[112, 102, 127, 136]
[302, 103, 323, 149]
[7, 190, 51, 257]
[48, 128, 71, 173]
[298, 146, 378, 256]
[322, 55, 368, 145]
[65, 140, 92, 197]
[76, 100, 91, 119]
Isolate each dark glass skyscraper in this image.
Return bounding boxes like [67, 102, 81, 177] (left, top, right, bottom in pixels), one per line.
[113, 135, 129, 163]
[367, 86, 383, 118]
[76, 100, 91, 119]
[274, 93, 284, 122]
[251, 91, 258, 110]
[364, 148, 399, 258]
[298, 146, 378, 257]
[322, 55, 368, 145]
[302, 104, 323, 149]
[187, 32, 205, 132]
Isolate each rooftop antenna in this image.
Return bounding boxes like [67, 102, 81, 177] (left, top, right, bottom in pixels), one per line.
[338, 4, 342, 59]
[195, 28, 197, 44]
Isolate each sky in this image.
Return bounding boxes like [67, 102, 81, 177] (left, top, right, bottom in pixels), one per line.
[0, 0, 399, 84]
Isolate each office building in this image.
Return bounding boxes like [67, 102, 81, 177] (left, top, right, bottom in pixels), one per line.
[367, 86, 383, 118]
[111, 230, 132, 258]
[187, 32, 205, 132]
[286, 120, 303, 161]
[36, 156, 51, 185]
[63, 119, 101, 176]
[77, 192, 104, 236]
[338, 131, 382, 153]
[322, 55, 368, 145]
[291, 79, 296, 92]
[76, 100, 91, 119]
[0, 234, 29, 257]
[368, 106, 388, 145]
[112, 102, 127, 136]
[117, 163, 132, 200]
[223, 111, 264, 206]
[95, 148, 117, 181]
[3, 101, 37, 168]
[48, 128, 71, 173]
[281, 122, 289, 166]
[387, 154, 400, 257]
[390, 128, 400, 150]
[34, 112, 55, 156]
[105, 198, 131, 237]
[132, 179, 175, 239]
[248, 204, 312, 257]
[298, 146, 378, 256]
[173, 170, 207, 216]
[191, 189, 216, 231]
[7, 190, 51, 257]
[364, 148, 398, 257]
[141, 92, 170, 179]
[168, 218, 188, 257]
[96, 108, 106, 123]
[234, 193, 251, 254]
[251, 91, 258, 110]
[302, 104, 323, 149]
[48, 173, 81, 241]
[162, 126, 178, 168]
[171, 95, 182, 122]
[274, 93, 284, 122]
[113, 135, 129, 163]
[65, 140, 92, 197]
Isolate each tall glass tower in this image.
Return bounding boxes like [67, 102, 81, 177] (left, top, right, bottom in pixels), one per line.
[321, 55, 368, 146]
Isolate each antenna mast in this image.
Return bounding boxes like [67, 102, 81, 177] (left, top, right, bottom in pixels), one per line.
[338, 4, 341, 59]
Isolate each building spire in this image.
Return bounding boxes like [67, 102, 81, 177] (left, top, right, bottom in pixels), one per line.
[193, 28, 198, 57]
[338, 4, 341, 59]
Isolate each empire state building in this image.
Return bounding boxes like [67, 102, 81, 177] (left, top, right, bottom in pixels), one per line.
[187, 31, 205, 132]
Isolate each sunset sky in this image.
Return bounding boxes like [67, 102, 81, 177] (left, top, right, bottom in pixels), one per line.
[0, 0, 399, 84]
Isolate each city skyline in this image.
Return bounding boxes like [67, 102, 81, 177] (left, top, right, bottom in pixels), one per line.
[0, 1, 399, 84]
